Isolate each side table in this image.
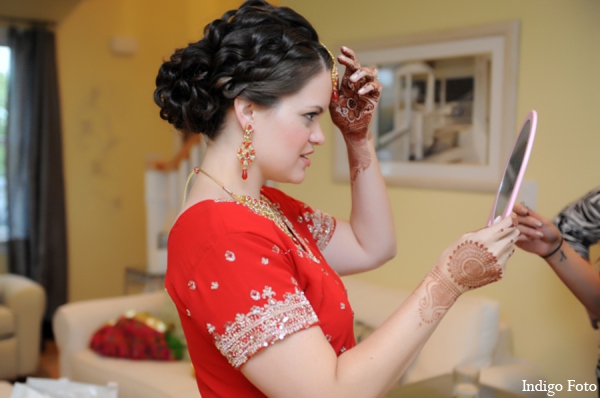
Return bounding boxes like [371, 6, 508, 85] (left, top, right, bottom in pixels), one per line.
[124, 267, 165, 294]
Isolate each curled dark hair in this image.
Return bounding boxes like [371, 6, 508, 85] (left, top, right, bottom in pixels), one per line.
[154, 0, 333, 138]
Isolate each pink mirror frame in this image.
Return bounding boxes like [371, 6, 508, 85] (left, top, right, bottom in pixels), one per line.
[487, 110, 538, 226]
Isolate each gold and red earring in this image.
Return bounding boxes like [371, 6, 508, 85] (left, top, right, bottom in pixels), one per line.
[237, 122, 256, 180]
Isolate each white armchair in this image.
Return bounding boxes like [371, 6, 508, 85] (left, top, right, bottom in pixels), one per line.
[0, 273, 46, 380]
[53, 278, 545, 398]
[53, 291, 199, 398]
[342, 276, 545, 395]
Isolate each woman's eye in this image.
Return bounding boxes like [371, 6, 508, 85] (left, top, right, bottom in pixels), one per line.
[305, 112, 318, 121]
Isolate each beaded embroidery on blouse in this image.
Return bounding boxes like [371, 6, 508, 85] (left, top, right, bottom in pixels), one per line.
[207, 287, 319, 368]
[303, 208, 336, 251]
[260, 195, 321, 264]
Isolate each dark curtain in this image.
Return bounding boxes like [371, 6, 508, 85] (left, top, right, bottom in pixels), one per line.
[6, 26, 68, 327]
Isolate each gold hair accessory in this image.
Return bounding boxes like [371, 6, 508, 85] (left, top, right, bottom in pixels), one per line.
[321, 43, 339, 101]
[237, 122, 256, 180]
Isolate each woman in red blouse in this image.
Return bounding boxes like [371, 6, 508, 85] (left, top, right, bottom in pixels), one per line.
[154, 1, 519, 396]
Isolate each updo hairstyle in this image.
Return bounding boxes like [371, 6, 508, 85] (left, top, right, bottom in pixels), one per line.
[154, 0, 333, 138]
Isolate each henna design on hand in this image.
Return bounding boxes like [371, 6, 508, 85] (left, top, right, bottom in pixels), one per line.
[331, 75, 378, 182]
[330, 74, 378, 139]
[448, 240, 502, 289]
[345, 132, 373, 182]
[419, 268, 461, 324]
[329, 49, 381, 183]
[419, 239, 505, 324]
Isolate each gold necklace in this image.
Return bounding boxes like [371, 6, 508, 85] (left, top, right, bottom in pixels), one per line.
[194, 167, 319, 263]
[196, 167, 284, 228]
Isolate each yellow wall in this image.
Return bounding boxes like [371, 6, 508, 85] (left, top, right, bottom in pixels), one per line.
[56, 0, 241, 302]
[280, 0, 600, 393]
[55, 0, 598, 393]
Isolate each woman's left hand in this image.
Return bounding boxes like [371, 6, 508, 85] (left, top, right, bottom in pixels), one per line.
[329, 46, 381, 142]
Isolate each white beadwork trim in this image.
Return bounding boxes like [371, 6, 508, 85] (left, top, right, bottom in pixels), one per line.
[209, 289, 319, 368]
[306, 209, 336, 251]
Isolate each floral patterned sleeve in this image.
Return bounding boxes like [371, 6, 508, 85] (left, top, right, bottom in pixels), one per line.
[302, 207, 336, 252]
[186, 232, 319, 369]
[262, 186, 336, 252]
[553, 186, 600, 260]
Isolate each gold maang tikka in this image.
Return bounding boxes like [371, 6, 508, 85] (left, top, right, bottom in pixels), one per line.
[321, 43, 339, 101]
[237, 122, 256, 180]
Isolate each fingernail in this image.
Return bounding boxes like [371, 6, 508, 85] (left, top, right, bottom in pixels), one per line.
[536, 221, 542, 227]
[358, 87, 366, 94]
[535, 231, 544, 237]
[350, 74, 358, 82]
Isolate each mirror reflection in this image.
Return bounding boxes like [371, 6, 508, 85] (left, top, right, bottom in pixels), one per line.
[492, 120, 531, 220]
[487, 110, 537, 226]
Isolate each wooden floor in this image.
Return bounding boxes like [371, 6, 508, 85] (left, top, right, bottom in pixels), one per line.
[33, 339, 60, 380]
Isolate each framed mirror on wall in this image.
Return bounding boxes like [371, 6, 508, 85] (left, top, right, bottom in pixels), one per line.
[333, 21, 520, 192]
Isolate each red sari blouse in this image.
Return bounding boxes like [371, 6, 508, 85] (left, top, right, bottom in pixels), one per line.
[165, 186, 356, 397]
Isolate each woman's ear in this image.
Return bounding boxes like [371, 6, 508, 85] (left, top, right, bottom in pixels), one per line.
[233, 97, 254, 128]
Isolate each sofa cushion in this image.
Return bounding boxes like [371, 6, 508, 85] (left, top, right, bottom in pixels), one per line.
[353, 320, 376, 343]
[342, 277, 500, 385]
[342, 277, 411, 327]
[402, 293, 500, 384]
[0, 305, 14, 338]
[72, 349, 200, 398]
[0, 337, 18, 380]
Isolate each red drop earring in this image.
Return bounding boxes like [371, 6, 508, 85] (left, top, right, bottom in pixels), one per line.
[237, 123, 256, 180]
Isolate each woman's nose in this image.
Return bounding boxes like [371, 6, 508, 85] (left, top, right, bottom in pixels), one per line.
[310, 125, 326, 145]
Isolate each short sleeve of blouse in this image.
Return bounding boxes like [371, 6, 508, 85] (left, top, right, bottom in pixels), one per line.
[187, 231, 320, 369]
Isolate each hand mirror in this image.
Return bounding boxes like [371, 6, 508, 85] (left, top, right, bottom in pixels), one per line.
[487, 110, 538, 226]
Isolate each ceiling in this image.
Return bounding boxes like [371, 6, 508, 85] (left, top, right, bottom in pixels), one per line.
[0, 0, 83, 24]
